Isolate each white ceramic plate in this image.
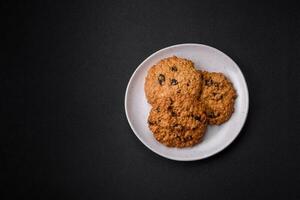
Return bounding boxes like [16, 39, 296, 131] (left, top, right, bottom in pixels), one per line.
[125, 43, 249, 161]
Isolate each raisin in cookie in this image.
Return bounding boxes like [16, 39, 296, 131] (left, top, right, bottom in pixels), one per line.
[199, 71, 237, 125]
[145, 56, 202, 105]
[148, 95, 207, 148]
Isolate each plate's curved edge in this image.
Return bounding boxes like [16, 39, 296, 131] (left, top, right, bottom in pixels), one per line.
[124, 43, 249, 161]
[194, 44, 250, 160]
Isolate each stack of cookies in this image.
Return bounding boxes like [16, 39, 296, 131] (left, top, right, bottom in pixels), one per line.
[145, 56, 237, 148]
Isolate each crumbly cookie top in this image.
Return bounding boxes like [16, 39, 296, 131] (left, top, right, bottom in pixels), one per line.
[145, 56, 202, 105]
[148, 95, 207, 148]
[200, 71, 237, 125]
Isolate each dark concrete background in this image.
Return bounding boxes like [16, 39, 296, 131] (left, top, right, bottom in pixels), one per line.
[2, 0, 299, 199]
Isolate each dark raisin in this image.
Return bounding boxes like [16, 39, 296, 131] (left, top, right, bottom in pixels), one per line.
[214, 82, 219, 87]
[156, 107, 160, 112]
[158, 74, 165, 85]
[148, 120, 154, 125]
[205, 79, 213, 86]
[194, 115, 201, 121]
[170, 79, 178, 85]
[171, 111, 177, 116]
[200, 73, 203, 80]
[215, 94, 223, 100]
[170, 65, 177, 71]
[170, 98, 174, 105]
[167, 106, 173, 111]
[177, 90, 181, 93]
[187, 83, 190, 86]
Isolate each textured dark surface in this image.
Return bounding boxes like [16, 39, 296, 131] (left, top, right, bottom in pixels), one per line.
[2, 1, 300, 199]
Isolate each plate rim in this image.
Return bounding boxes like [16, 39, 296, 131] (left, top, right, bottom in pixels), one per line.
[124, 43, 249, 161]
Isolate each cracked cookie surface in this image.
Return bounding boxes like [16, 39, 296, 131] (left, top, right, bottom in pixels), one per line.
[148, 95, 207, 148]
[145, 56, 202, 105]
[199, 71, 237, 125]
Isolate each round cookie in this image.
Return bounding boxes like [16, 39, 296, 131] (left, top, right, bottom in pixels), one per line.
[148, 95, 207, 148]
[199, 71, 237, 125]
[145, 56, 202, 105]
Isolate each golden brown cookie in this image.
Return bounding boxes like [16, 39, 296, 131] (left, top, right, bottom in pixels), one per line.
[199, 71, 237, 125]
[144, 56, 202, 105]
[148, 95, 207, 148]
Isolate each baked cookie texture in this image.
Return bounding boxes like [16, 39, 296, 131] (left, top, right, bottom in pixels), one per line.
[144, 56, 202, 105]
[144, 56, 237, 148]
[199, 71, 237, 125]
[148, 95, 207, 148]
